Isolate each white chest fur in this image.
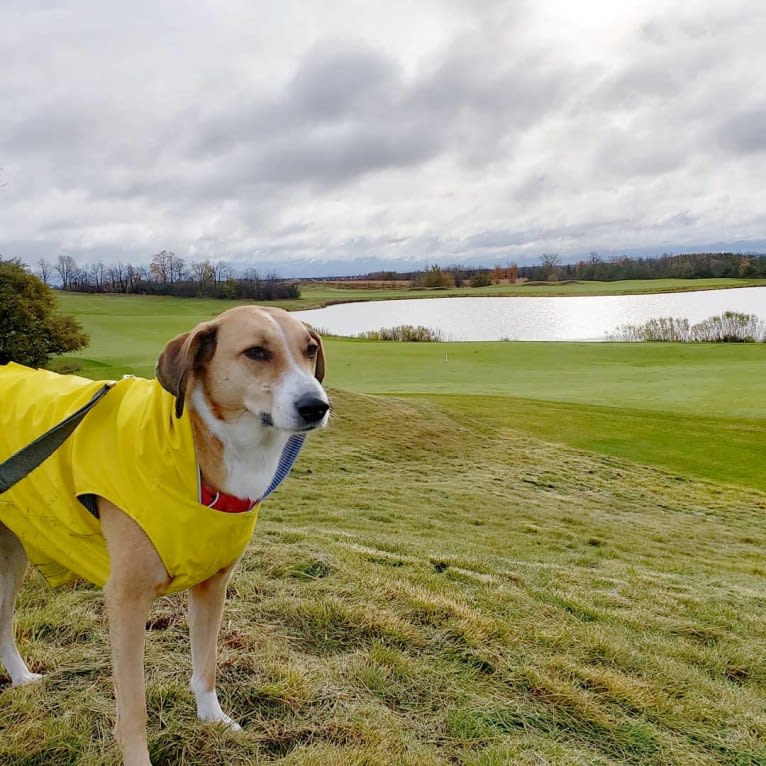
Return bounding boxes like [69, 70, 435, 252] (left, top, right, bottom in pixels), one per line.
[189, 387, 292, 500]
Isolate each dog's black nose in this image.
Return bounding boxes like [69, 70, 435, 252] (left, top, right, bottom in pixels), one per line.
[296, 395, 329, 424]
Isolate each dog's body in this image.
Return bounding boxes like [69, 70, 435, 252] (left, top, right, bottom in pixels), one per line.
[0, 306, 329, 766]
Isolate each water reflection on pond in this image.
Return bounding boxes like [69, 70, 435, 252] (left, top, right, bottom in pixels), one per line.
[294, 287, 766, 341]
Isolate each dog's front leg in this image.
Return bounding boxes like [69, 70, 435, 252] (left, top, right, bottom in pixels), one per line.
[100, 500, 172, 766]
[189, 562, 241, 730]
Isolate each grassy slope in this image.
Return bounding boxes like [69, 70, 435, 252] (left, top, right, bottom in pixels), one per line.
[2, 392, 765, 765]
[1, 292, 764, 764]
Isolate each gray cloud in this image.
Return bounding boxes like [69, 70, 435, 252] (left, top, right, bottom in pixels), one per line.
[190, 43, 443, 190]
[289, 43, 401, 121]
[190, 28, 573, 192]
[717, 106, 766, 156]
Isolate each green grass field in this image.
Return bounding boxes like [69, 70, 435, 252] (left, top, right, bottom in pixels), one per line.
[1, 291, 765, 765]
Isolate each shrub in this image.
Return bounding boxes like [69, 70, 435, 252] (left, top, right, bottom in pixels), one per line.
[470, 271, 492, 288]
[608, 317, 691, 342]
[412, 265, 455, 289]
[358, 325, 443, 342]
[608, 312, 765, 343]
[0, 259, 89, 366]
[690, 311, 764, 343]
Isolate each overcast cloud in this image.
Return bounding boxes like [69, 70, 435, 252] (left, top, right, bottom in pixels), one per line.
[1, 0, 765, 276]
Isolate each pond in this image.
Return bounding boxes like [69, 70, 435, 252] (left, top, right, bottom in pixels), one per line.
[293, 286, 766, 341]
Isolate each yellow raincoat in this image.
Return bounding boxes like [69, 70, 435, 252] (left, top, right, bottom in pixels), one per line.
[0, 363, 259, 593]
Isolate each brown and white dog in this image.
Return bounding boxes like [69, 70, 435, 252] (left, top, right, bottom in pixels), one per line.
[0, 305, 329, 766]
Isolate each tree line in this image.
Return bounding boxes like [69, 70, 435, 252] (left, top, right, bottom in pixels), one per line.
[526, 251, 766, 282]
[26, 250, 766, 296]
[351, 251, 766, 285]
[36, 251, 299, 300]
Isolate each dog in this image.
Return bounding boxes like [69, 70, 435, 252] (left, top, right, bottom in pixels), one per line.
[0, 305, 329, 766]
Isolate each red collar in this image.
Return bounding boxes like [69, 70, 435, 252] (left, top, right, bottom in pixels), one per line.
[200, 480, 257, 514]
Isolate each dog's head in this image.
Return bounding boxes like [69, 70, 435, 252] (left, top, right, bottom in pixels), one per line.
[156, 306, 328, 432]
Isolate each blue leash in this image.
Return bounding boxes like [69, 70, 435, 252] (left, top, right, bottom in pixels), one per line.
[258, 433, 306, 502]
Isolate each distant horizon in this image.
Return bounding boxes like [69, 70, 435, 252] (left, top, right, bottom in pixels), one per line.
[14, 240, 766, 281]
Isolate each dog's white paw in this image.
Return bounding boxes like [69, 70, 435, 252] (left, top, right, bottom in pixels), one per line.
[200, 709, 242, 732]
[194, 688, 242, 731]
[12, 671, 43, 688]
[216, 714, 242, 732]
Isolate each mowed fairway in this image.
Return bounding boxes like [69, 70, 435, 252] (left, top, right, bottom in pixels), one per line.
[1, 292, 764, 765]
[327, 339, 766, 492]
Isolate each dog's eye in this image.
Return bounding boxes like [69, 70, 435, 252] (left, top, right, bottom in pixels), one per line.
[306, 343, 319, 359]
[243, 346, 271, 362]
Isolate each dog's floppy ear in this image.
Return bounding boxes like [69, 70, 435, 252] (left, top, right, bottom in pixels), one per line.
[156, 322, 218, 418]
[307, 328, 325, 383]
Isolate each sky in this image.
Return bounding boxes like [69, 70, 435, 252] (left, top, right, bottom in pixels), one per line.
[1, 0, 765, 277]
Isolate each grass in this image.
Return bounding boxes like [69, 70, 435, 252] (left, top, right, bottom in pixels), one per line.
[440, 395, 766, 493]
[2, 393, 765, 765]
[1, 291, 765, 764]
[323, 339, 766, 418]
[324, 339, 766, 492]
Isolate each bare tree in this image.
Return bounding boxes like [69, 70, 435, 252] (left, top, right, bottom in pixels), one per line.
[127, 264, 149, 291]
[214, 260, 232, 287]
[168, 252, 185, 284]
[190, 259, 215, 285]
[107, 262, 128, 292]
[88, 260, 105, 291]
[539, 253, 561, 281]
[150, 250, 171, 283]
[55, 254, 78, 289]
[190, 259, 217, 295]
[69, 264, 90, 290]
[36, 258, 53, 285]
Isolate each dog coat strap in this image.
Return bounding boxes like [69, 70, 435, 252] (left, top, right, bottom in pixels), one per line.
[0, 382, 112, 495]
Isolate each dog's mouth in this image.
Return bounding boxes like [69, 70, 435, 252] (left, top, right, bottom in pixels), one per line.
[259, 412, 322, 432]
[259, 401, 331, 432]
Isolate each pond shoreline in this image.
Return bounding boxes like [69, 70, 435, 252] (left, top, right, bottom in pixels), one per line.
[293, 285, 766, 342]
[297, 277, 766, 311]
